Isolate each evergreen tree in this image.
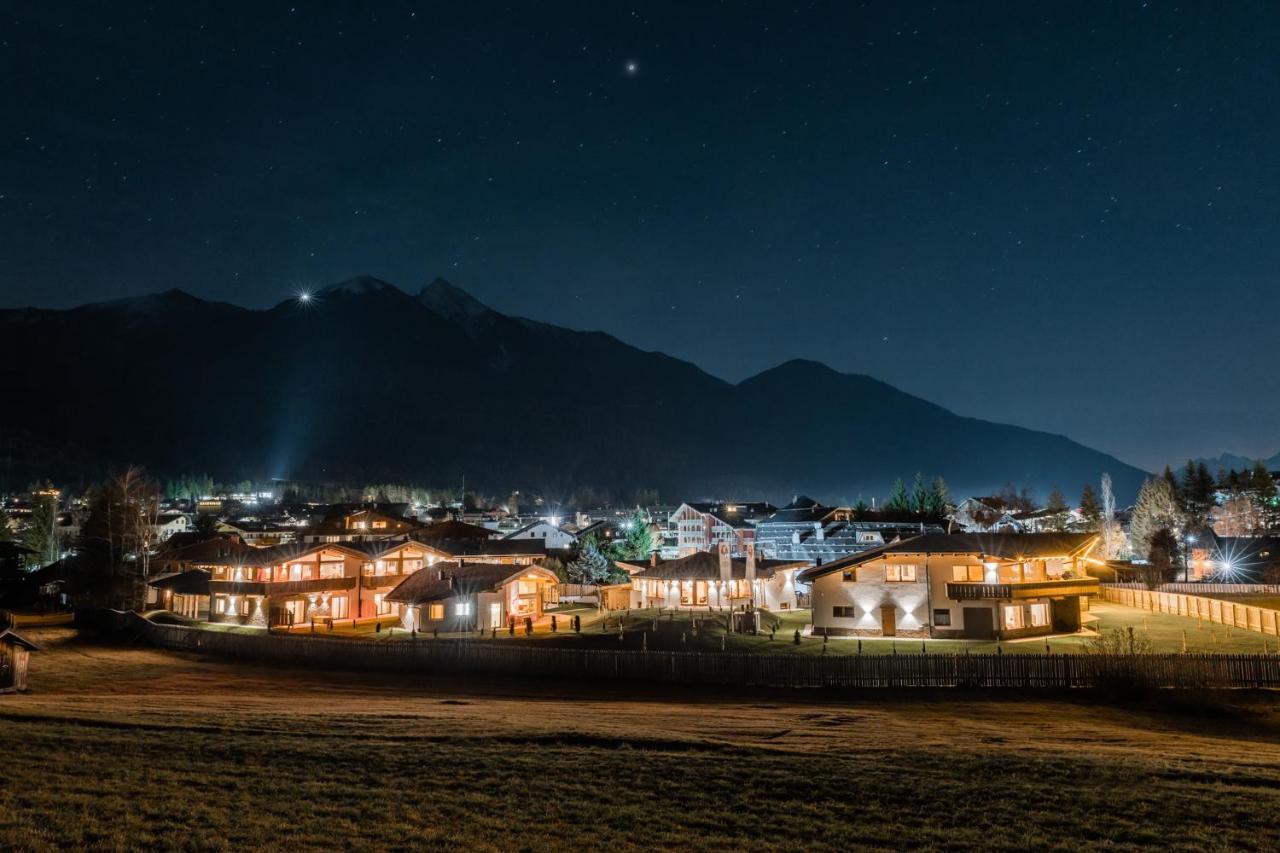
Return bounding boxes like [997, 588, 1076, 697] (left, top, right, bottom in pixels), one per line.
[1044, 487, 1070, 532]
[622, 509, 653, 560]
[910, 472, 930, 516]
[927, 476, 951, 520]
[567, 533, 615, 585]
[1130, 477, 1185, 561]
[24, 492, 61, 568]
[1161, 466, 1182, 505]
[1144, 527, 1180, 590]
[885, 479, 910, 515]
[1250, 460, 1278, 530]
[1079, 484, 1101, 529]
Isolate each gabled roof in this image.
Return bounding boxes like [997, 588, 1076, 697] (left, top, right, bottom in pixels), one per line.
[385, 562, 556, 605]
[618, 551, 807, 581]
[797, 532, 1099, 582]
[676, 501, 777, 529]
[413, 519, 496, 541]
[148, 569, 212, 595]
[504, 520, 572, 539]
[422, 538, 547, 559]
[0, 627, 41, 651]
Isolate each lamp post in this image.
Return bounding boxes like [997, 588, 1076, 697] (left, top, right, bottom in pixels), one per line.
[1183, 534, 1196, 583]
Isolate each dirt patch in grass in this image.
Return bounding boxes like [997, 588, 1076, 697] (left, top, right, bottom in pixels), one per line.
[2, 628, 1280, 850]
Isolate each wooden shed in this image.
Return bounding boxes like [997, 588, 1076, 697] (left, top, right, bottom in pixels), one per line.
[0, 627, 40, 693]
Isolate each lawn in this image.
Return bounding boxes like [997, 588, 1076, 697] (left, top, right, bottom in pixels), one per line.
[2, 628, 1280, 851]
[240, 602, 1280, 655]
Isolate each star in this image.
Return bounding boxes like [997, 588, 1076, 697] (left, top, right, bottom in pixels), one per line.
[624, 60, 639, 76]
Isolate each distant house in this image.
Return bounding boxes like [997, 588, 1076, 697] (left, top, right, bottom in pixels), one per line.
[668, 501, 776, 556]
[616, 541, 807, 611]
[386, 562, 559, 632]
[217, 520, 297, 547]
[950, 497, 1018, 532]
[503, 520, 576, 550]
[299, 505, 425, 544]
[754, 496, 941, 564]
[798, 533, 1100, 640]
[150, 512, 192, 542]
[0, 627, 40, 693]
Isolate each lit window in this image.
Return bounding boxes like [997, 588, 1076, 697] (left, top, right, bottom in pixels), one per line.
[330, 596, 349, 619]
[373, 520, 387, 529]
[214, 597, 226, 614]
[886, 564, 917, 582]
[1028, 603, 1050, 627]
[455, 600, 473, 617]
[1003, 605, 1024, 630]
[429, 603, 444, 620]
[952, 565, 983, 582]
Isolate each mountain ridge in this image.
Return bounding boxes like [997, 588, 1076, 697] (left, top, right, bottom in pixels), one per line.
[0, 278, 1150, 502]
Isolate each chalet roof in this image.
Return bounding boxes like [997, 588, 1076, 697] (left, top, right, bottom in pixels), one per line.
[153, 534, 255, 566]
[619, 551, 806, 581]
[678, 501, 777, 528]
[414, 519, 496, 541]
[385, 562, 553, 604]
[148, 569, 212, 595]
[504, 520, 571, 539]
[797, 532, 1099, 582]
[422, 538, 547, 559]
[0, 628, 40, 652]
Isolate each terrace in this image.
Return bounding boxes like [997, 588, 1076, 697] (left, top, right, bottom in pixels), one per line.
[946, 578, 1101, 601]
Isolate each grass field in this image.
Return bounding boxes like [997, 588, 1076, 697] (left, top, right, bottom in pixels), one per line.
[237, 601, 1280, 655]
[3, 629, 1280, 850]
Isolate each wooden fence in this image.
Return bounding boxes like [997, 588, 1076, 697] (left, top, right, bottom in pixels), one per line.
[86, 610, 1280, 689]
[1104, 582, 1280, 595]
[1153, 583, 1280, 595]
[1101, 586, 1280, 636]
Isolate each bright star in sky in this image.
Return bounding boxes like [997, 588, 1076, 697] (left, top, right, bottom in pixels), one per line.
[625, 60, 638, 75]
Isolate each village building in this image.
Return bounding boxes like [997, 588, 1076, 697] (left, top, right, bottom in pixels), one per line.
[798, 532, 1100, 640]
[386, 562, 559, 632]
[147, 529, 547, 627]
[503, 520, 576, 550]
[668, 501, 776, 556]
[298, 505, 425, 544]
[150, 511, 192, 542]
[217, 519, 298, 547]
[616, 541, 807, 611]
[0, 627, 39, 693]
[753, 496, 942, 564]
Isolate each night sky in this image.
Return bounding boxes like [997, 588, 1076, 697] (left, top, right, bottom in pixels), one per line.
[4, 2, 1279, 470]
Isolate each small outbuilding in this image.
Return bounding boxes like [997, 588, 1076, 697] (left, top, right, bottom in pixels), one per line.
[0, 627, 40, 693]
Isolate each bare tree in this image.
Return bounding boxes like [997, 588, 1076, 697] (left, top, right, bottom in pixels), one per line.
[1098, 473, 1126, 560]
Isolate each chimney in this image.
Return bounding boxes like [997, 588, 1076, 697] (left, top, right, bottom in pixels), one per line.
[814, 522, 825, 542]
[650, 550, 658, 568]
[746, 542, 756, 582]
[718, 541, 731, 584]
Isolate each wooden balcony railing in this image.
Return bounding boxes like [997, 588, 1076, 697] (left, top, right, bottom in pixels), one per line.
[946, 578, 1101, 601]
[361, 574, 406, 589]
[208, 576, 357, 597]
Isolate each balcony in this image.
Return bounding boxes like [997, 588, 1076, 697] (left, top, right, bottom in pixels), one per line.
[361, 574, 406, 590]
[208, 576, 357, 597]
[945, 578, 1101, 601]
